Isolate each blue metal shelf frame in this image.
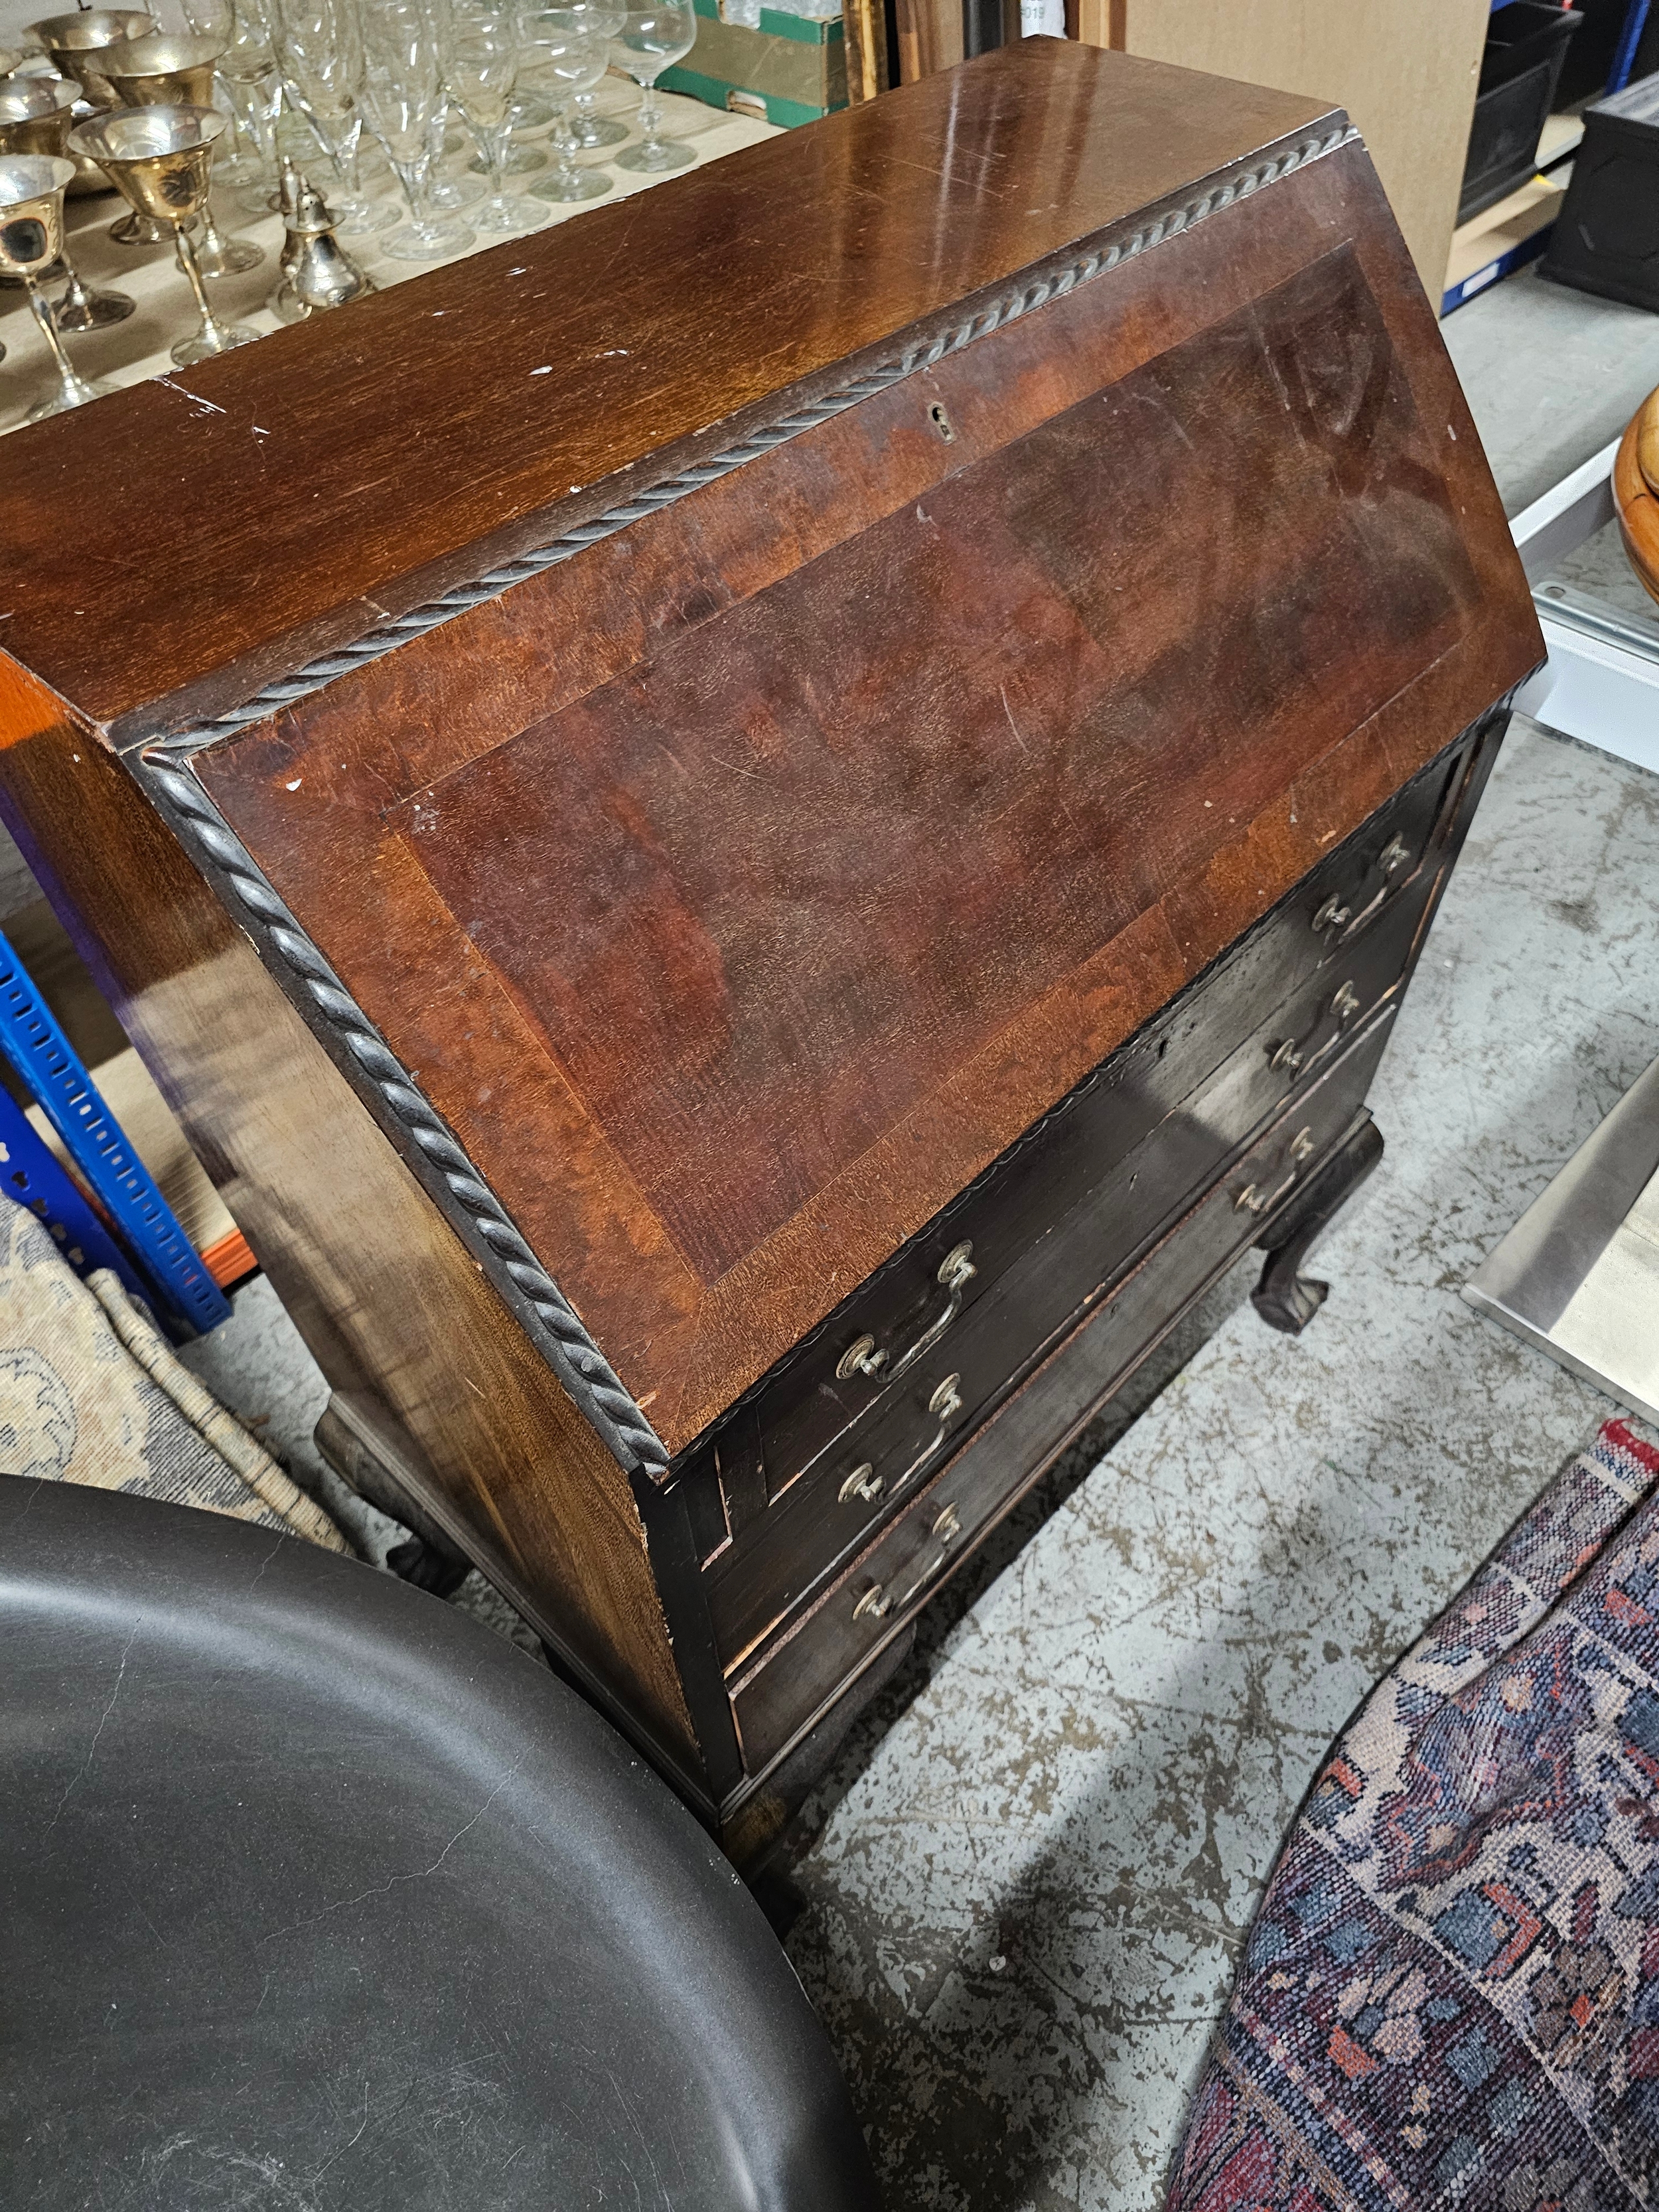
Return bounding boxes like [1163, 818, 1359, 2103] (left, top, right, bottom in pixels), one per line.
[0, 1084, 149, 1302]
[0, 927, 231, 1333]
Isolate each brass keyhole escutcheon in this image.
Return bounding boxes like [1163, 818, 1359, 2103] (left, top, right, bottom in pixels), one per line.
[928, 402, 956, 443]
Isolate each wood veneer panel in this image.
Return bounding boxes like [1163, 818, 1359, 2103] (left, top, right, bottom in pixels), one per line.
[0, 668, 702, 1780]
[191, 127, 1538, 1451]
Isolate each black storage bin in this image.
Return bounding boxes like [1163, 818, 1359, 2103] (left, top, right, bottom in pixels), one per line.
[1459, 1, 1583, 223]
[1542, 70, 1659, 309]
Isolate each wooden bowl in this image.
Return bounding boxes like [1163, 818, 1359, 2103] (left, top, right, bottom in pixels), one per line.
[1615, 384, 1659, 607]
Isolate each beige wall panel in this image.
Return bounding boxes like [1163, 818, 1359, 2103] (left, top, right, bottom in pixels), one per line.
[1080, 0, 1489, 301]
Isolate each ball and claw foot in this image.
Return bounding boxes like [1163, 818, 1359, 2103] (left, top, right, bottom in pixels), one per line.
[1250, 1113, 1385, 1336]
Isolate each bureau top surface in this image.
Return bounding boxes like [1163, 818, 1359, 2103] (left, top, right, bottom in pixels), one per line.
[0, 40, 1332, 737]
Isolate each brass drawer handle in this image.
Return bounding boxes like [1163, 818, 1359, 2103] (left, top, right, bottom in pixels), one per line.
[1332, 979, 1360, 1022]
[1379, 833, 1410, 876]
[835, 1242, 977, 1382]
[1267, 1037, 1304, 1073]
[1236, 1169, 1297, 1218]
[896, 1372, 964, 1491]
[838, 1462, 883, 1506]
[852, 1583, 891, 1621]
[898, 1503, 965, 1608]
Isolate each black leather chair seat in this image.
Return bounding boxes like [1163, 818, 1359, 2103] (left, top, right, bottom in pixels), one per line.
[0, 1475, 876, 2209]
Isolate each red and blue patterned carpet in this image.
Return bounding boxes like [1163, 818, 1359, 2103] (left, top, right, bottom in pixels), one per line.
[1171, 1420, 1659, 2209]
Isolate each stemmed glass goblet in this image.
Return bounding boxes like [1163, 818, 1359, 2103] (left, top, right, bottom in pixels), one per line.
[0, 154, 118, 418]
[98, 30, 265, 271]
[611, 0, 694, 173]
[0, 77, 136, 328]
[216, 0, 283, 192]
[356, 0, 474, 262]
[446, 9, 545, 231]
[271, 0, 396, 235]
[523, 7, 613, 204]
[560, 0, 625, 149]
[68, 102, 259, 364]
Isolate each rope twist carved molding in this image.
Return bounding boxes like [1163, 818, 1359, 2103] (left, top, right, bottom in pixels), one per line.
[141, 121, 1356, 1477]
[155, 123, 1356, 758]
[140, 751, 671, 1477]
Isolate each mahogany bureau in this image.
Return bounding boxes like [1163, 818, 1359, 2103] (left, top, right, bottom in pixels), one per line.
[0, 39, 1540, 1863]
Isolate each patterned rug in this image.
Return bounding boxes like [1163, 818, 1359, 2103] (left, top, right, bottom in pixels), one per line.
[1169, 1418, 1659, 2210]
[0, 1200, 344, 1550]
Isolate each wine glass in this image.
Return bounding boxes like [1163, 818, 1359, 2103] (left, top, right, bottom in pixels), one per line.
[357, 0, 474, 261]
[271, 0, 396, 234]
[69, 102, 259, 364]
[446, 7, 545, 230]
[419, 0, 485, 212]
[0, 154, 118, 419]
[559, 0, 623, 149]
[216, 0, 285, 191]
[522, 5, 611, 204]
[0, 76, 136, 328]
[611, 0, 693, 174]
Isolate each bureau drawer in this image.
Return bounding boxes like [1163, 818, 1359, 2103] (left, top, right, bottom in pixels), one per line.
[705, 730, 1477, 1518]
[701, 855, 1438, 1668]
[727, 1011, 1396, 1779]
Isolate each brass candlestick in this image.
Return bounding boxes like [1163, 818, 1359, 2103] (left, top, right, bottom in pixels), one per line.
[98, 32, 263, 271]
[68, 103, 259, 366]
[267, 159, 374, 323]
[0, 153, 117, 419]
[0, 78, 134, 327]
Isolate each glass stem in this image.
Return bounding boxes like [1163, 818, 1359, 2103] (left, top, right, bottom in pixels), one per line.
[336, 113, 366, 197]
[485, 127, 511, 208]
[25, 279, 86, 404]
[636, 74, 663, 149]
[174, 226, 226, 348]
[390, 154, 429, 232]
[551, 98, 577, 188]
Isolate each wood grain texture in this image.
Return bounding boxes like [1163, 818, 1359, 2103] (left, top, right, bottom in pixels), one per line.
[0, 668, 706, 1790]
[0, 41, 1334, 743]
[188, 123, 1540, 1453]
[1616, 391, 1659, 605]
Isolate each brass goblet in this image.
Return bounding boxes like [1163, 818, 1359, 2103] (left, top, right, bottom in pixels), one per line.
[98, 31, 263, 272]
[30, 9, 166, 240]
[68, 104, 258, 366]
[27, 13, 155, 110]
[0, 78, 135, 327]
[0, 154, 118, 419]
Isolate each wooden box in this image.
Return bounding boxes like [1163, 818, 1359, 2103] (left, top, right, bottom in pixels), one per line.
[0, 39, 1540, 1861]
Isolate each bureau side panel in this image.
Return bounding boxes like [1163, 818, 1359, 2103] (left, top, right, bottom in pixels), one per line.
[0, 663, 704, 1787]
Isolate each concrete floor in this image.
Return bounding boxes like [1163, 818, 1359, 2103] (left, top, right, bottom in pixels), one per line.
[156, 259, 1659, 2204]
